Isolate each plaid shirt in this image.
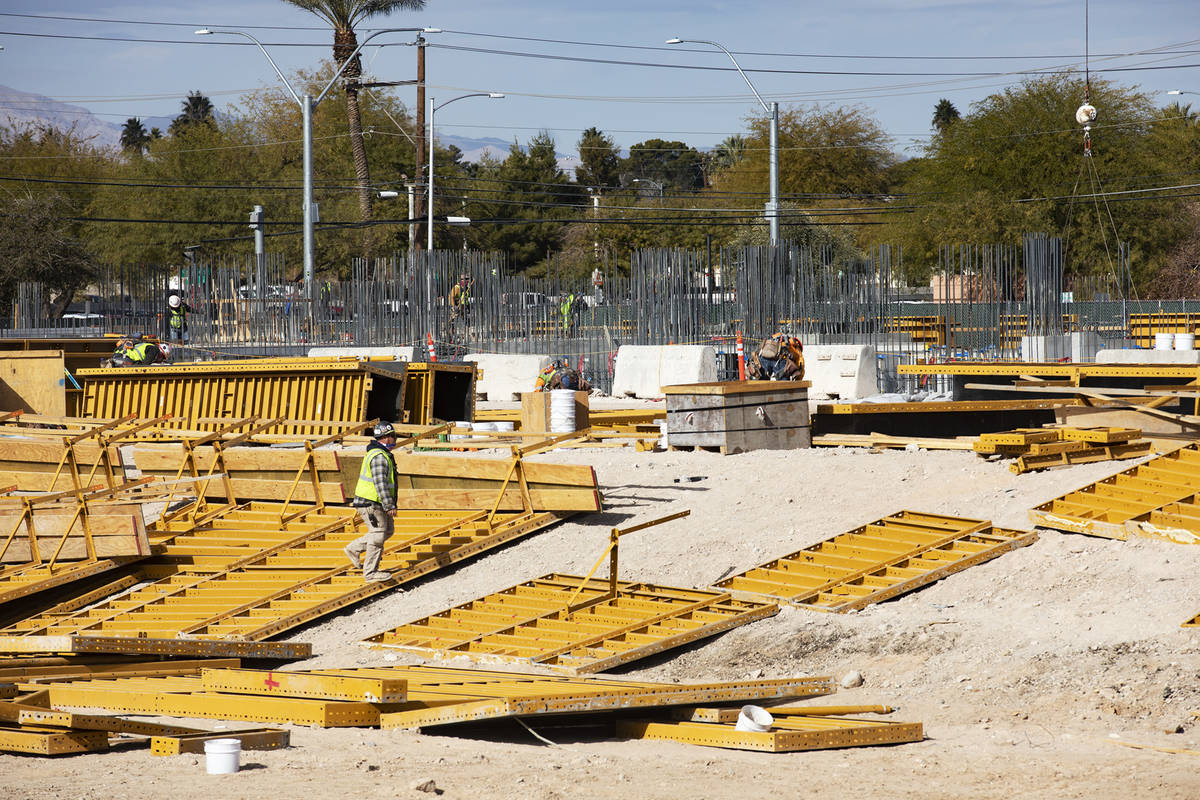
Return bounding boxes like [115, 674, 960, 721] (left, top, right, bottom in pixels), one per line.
[354, 444, 396, 511]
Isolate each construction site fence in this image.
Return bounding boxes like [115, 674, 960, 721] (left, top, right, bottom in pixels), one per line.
[4, 235, 1184, 396]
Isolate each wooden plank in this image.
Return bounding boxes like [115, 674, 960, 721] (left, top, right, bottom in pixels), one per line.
[391, 487, 600, 512]
[0, 505, 149, 562]
[131, 444, 341, 473]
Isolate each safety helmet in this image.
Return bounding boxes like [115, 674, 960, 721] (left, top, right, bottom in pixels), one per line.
[168, 295, 181, 308]
[373, 421, 397, 439]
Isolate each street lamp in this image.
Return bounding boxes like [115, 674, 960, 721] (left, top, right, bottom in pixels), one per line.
[1167, 89, 1198, 96]
[196, 26, 440, 298]
[632, 178, 664, 197]
[427, 92, 504, 251]
[667, 37, 779, 245]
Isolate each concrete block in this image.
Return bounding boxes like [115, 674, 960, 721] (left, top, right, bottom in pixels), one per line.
[611, 345, 717, 399]
[803, 345, 877, 400]
[1019, 332, 1101, 362]
[465, 353, 551, 401]
[307, 346, 416, 362]
[1095, 348, 1200, 365]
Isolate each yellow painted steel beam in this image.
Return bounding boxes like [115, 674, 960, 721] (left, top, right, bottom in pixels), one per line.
[17, 708, 200, 736]
[0, 724, 109, 754]
[200, 668, 405, 703]
[150, 728, 289, 756]
[0, 635, 310, 660]
[615, 716, 923, 752]
[816, 398, 1078, 415]
[898, 362, 1200, 378]
[1011, 441, 1154, 474]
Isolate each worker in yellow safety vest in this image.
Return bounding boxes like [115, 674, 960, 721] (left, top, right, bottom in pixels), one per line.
[345, 422, 400, 582]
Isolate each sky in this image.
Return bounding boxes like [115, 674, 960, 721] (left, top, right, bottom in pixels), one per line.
[1, 0, 1198, 159]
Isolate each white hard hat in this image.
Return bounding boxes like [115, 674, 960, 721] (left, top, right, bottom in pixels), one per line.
[168, 295, 181, 308]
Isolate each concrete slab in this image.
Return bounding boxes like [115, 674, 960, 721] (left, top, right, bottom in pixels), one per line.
[307, 346, 416, 361]
[1095, 348, 1200, 364]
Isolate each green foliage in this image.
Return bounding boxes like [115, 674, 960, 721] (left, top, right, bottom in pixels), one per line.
[931, 99, 960, 132]
[575, 127, 621, 190]
[707, 134, 746, 177]
[0, 190, 97, 316]
[465, 132, 580, 272]
[623, 138, 705, 192]
[280, 0, 424, 29]
[168, 91, 215, 136]
[885, 74, 1192, 285]
[730, 201, 860, 259]
[712, 106, 895, 198]
[120, 118, 150, 154]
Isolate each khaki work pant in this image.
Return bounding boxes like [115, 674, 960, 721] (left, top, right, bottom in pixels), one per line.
[347, 504, 394, 577]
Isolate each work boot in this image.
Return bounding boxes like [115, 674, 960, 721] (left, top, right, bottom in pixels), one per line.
[343, 546, 362, 570]
[364, 571, 393, 583]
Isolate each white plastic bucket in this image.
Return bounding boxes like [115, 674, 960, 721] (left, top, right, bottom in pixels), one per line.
[449, 421, 472, 440]
[1175, 333, 1196, 351]
[472, 422, 497, 434]
[493, 421, 515, 432]
[735, 705, 774, 732]
[1155, 332, 1175, 350]
[204, 738, 241, 774]
[549, 389, 576, 433]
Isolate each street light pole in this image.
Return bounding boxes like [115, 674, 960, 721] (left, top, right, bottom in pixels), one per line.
[196, 26, 440, 298]
[426, 92, 505, 251]
[667, 37, 779, 245]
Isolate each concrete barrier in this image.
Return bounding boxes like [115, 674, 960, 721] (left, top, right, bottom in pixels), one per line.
[307, 346, 416, 362]
[803, 345, 877, 400]
[1019, 332, 1100, 362]
[1095, 348, 1200, 365]
[611, 345, 716, 399]
[464, 353, 550, 401]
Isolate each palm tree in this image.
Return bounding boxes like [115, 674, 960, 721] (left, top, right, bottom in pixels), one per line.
[120, 117, 150, 153]
[710, 134, 746, 174]
[169, 91, 215, 135]
[932, 99, 961, 132]
[282, 0, 425, 227]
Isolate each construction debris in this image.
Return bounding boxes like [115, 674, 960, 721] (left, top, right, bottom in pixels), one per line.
[973, 426, 1153, 473]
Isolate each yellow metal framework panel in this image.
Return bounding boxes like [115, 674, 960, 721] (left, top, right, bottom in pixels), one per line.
[1182, 613, 1199, 628]
[0, 635, 310, 660]
[615, 716, 924, 752]
[200, 667, 405, 703]
[714, 511, 1021, 610]
[362, 574, 778, 674]
[1029, 444, 1200, 539]
[0, 506, 567, 646]
[0, 556, 143, 609]
[150, 727, 290, 756]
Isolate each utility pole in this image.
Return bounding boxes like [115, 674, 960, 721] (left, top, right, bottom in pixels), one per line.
[414, 35, 426, 252]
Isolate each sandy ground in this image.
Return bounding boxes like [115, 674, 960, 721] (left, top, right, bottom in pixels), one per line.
[5, 437, 1200, 799]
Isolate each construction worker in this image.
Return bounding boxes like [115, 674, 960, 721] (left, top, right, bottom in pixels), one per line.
[747, 333, 805, 381]
[449, 274, 471, 320]
[166, 294, 190, 342]
[110, 335, 167, 367]
[345, 422, 400, 583]
[560, 292, 580, 336]
[534, 359, 566, 391]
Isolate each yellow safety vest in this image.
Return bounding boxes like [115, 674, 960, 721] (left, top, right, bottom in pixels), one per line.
[127, 342, 156, 363]
[354, 444, 397, 504]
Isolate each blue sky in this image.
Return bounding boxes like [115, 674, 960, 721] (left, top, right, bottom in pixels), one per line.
[1, 1, 1197, 157]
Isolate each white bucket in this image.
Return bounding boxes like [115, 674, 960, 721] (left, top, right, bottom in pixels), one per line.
[204, 737, 241, 774]
[734, 705, 774, 732]
[493, 421, 515, 433]
[473, 422, 497, 434]
[1175, 333, 1196, 351]
[449, 421, 472, 440]
[1154, 332, 1175, 351]
[549, 389, 576, 433]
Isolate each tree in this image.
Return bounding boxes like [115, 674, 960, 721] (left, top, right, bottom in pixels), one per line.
[574, 127, 621, 189]
[168, 91, 215, 135]
[0, 190, 97, 317]
[887, 74, 1190, 285]
[623, 139, 705, 192]
[120, 117, 150, 154]
[730, 201, 859, 259]
[708, 134, 746, 175]
[931, 99, 960, 132]
[280, 0, 425, 234]
[467, 132, 580, 272]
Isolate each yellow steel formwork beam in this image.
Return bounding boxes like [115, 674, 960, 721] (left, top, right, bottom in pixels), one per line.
[200, 668, 405, 703]
[362, 573, 778, 674]
[1011, 441, 1154, 474]
[1183, 613, 1199, 628]
[714, 512, 1036, 611]
[615, 716, 924, 752]
[0, 724, 109, 754]
[898, 362, 1200, 380]
[150, 728, 290, 756]
[1029, 444, 1200, 540]
[41, 665, 835, 730]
